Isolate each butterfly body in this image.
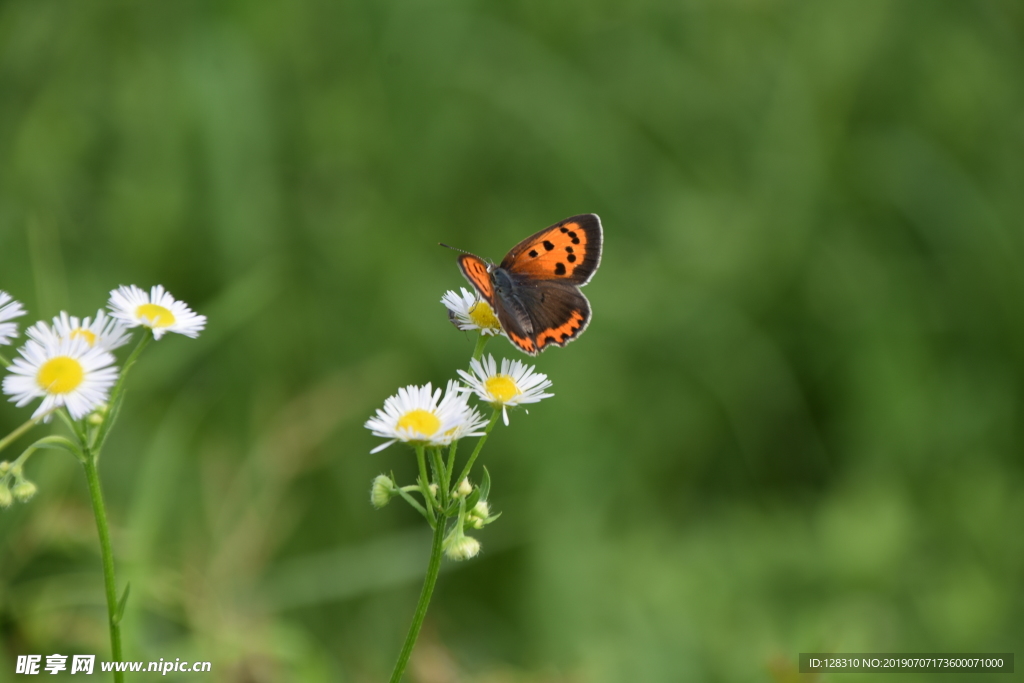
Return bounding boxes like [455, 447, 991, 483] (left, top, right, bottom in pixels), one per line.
[457, 214, 602, 355]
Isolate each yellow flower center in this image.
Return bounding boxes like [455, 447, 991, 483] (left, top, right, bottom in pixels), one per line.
[469, 301, 501, 330]
[36, 356, 85, 394]
[70, 328, 97, 346]
[485, 375, 520, 404]
[136, 303, 175, 328]
[397, 409, 441, 437]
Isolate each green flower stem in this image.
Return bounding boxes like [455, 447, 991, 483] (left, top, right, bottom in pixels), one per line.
[455, 410, 500, 487]
[415, 445, 437, 525]
[445, 441, 458, 492]
[0, 415, 45, 456]
[429, 448, 448, 508]
[82, 452, 125, 683]
[7, 436, 84, 472]
[396, 486, 429, 518]
[388, 514, 445, 683]
[471, 333, 490, 362]
[57, 408, 88, 446]
[92, 330, 152, 454]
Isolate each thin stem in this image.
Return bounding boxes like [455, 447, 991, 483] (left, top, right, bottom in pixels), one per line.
[471, 333, 490, 362]
[446, 441, 458, 493]
[388, 516, 446, 683]
[415, 445, 437, 525]
[92, 330, 151, 454]
[455, 410, 501, 487]
[82, 453, 124, 683]
[0, 351, 10, 368]
[57, 408, 88, 446]
[0, 414, 46, 456]
[429, 448, 448, 509]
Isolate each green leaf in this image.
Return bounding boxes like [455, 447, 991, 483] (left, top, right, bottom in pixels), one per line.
[480, 465, 492, 501]
[114, 582, 131, 625]
[465, 488, 481, 510]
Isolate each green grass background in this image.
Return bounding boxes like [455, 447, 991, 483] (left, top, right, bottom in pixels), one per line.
[1, 1, 1023, 681]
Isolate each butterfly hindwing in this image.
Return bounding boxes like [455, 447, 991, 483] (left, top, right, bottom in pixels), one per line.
[501, 214, 602, 285]
[506, 278, 591, 354]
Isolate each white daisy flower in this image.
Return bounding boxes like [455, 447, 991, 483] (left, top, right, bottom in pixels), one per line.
[458, 355, 553, 426]
[0, 291, 26, 346]
[107, 285, 206, 340]
[441, 288, 503, 336]
[28, 310, 131, 353]
[365, 380, 487, 454]
[2, 327, 119, 421]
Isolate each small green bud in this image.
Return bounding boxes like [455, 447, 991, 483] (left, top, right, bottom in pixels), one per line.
[444, 534, 481, 561]
[88, 403, 109, 426]
[0, 482, 13, 509]
[370, 474, 395, 509]
[12, 479, 37, 503]
[455, 478, 472, 498]
[467, 500, 499, 529]
[0, 461, 10, 475]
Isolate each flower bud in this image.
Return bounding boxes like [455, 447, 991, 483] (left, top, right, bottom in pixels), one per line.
[0, 461, 10, 475]
[444, 535, 481, 561]
[465, 501, 486, 528]
[370, 474, 395, 509]
[12, 479, 37, 503]
[0, 482, 12, 509]
[455, 478, 472, 498]
[87, 403, 109, 426]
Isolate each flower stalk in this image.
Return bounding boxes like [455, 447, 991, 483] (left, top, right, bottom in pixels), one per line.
[388, 514, 446, 683]
[369, 295, 556, 680]
[82, 451, 125, 683]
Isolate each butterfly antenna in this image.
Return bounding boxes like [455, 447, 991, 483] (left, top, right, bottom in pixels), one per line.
[438, 242, 473, 255]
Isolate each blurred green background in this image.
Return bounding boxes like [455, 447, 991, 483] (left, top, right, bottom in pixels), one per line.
[1, 0, 1023, 681]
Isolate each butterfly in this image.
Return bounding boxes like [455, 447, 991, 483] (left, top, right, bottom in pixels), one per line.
[455, 214, 603, 355]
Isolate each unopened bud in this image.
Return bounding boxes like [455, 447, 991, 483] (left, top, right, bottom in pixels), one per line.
[455, 478, 472, 498]
[0, 483, 12, 509]
[88, 403, 109, 426]
[0, 461, 10, 475]
[12, 479, 37, 503]
[444, 535, 481, 561]
[370, 474, 395, 509]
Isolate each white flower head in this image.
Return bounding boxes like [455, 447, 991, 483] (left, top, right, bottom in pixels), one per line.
[441, 288, 503, 336]
[458, 354, 553, 426]
[29, 310, 131, 353]
[107, 285, 206, 340]
[0, 291, 27, 346]
[365, 380, 487, 454]
[2, 326, 119, 421]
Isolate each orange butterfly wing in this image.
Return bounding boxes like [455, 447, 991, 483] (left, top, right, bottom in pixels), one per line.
[501, 214, 602, 284]
[457, 254, 495, 303]
[454, 214, 602, 355]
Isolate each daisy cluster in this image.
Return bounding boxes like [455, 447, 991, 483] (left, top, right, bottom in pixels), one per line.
[364, 289, 554, 452]
[363, 289, 558, 561]
[0, 286, 206, 422]
[364, 354, 552, 452]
